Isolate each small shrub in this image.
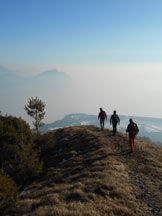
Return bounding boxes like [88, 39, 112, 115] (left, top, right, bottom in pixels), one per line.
[0, 169, 18, 211]
[35, 132, 56, 157]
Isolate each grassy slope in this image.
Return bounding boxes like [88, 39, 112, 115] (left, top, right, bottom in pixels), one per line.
[6, 126, 162, 216]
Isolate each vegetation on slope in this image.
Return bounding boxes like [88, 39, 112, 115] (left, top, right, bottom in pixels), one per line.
[0, 170, 18, 211]
[4, 126, 162, 216]
[0, 114, 43, 212]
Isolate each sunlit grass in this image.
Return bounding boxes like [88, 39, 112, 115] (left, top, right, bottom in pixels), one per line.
[5, 125, 162, 216]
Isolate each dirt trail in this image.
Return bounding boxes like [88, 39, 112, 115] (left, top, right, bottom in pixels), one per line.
[95, 128, 162, 216]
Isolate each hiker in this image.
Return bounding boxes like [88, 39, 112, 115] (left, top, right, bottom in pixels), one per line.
[126, 118, 139, 153]
[98, 108, 107, 131]
[110, 110, 120, 135]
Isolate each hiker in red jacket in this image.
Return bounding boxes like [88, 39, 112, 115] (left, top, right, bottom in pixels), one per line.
[98, 108, 107, 131]
[126, 119, 139, 153]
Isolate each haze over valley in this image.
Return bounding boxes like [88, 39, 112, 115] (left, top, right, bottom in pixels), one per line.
[1, 1, 162, 214]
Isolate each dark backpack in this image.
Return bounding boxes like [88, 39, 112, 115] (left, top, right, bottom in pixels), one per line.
[129, 123, 138, 136]
[111, 114, 119, 123]
[100, 111, 106, 120]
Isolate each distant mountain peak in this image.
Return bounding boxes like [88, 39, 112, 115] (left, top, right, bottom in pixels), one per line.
[37, 69, 67, 78]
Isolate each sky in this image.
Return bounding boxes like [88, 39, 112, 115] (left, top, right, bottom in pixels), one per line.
[0, 0, 162, 125]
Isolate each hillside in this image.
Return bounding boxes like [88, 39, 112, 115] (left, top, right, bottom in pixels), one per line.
[6, 126, 162, 216]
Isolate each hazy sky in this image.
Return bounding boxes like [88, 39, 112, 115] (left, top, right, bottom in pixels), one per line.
[0, 0, 162, 124]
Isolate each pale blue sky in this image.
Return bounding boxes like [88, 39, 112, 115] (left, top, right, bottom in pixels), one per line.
[1, 0, 162, 123]
[1, 0, 162, 64]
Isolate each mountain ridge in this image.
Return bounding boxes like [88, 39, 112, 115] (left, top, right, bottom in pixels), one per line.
[41, 113, 162, 143]
[6, 126, 162, 216]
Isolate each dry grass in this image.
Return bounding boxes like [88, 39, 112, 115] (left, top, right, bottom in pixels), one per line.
[5, 125, 162, 216]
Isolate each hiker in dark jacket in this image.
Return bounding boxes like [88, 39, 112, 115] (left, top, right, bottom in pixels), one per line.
[110, 110, 120, 135]
[126, 118, 139, 153]
[98, 108, 107, 131]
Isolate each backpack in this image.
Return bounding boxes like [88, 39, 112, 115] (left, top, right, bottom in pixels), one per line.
[129, 123, 138, 136]
[111, 114, 119, 123]
[100, 111, 106, 120]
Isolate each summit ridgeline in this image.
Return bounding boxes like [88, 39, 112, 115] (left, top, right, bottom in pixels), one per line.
[6, 126, 162, 216]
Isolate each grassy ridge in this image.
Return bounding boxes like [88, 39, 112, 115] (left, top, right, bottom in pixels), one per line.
[6, 126, 162, 216]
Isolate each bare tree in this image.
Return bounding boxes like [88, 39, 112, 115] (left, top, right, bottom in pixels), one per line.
[25, 97, 46, 135]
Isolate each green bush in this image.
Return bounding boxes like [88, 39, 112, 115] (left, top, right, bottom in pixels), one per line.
[0, 169, 18, 210]
[5, 144, 43, 185]
[35, 131, 57, 157]
[0, 115, 43, 185]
